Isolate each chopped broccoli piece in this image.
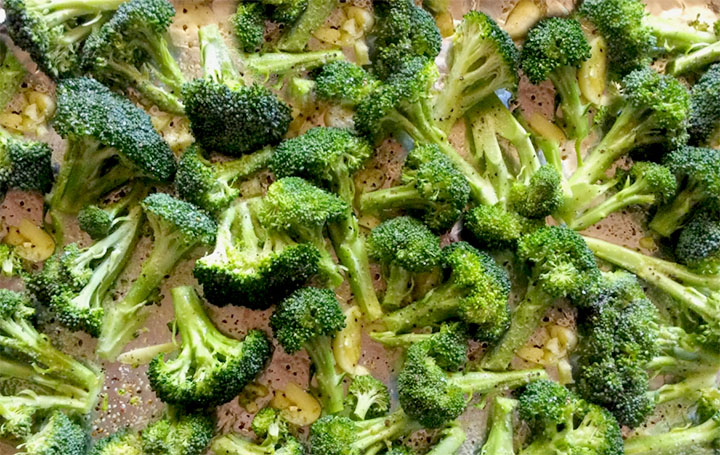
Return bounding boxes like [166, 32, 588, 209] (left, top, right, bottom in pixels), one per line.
[478, 397, 516, 455]
[77, 182, 148, 240]
[90, 430, 143, 455]
[676, 207, 720, 274]
[233, 2, 266, 53]
[21, 411, 87, 455]
[314, 61, 380, 107]
[345, 375, 390, 421]
[0, 127, 54, 203]
[140, 410, 214, 455]
[0, 40, 26, 109]
[688, 63, 720, 146]
[276, 0, 339, 51]
[212, 406, 304, 454]
[463, 205, 541, 251]
[244, 50, 345, 80]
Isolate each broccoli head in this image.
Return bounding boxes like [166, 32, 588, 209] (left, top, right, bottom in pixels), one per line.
[314, 61, 380, 106]
[90, 431, 143, 455]
[676, 207, 720, 274]
[0, 40, 26, 110]
[212, 406, 304, 454]
[20, 412, 87, 455]
[233, 2, 266, 53]
[345, 375, 391, 421]
[688, 63, 720, 146]
[140, 411, 214, 455]
[463, 204, 542, 250]
[0, 127, 54, 202]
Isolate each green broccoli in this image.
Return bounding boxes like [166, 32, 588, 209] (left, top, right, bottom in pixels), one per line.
[90, 430, 143, 455]
[688, 63, 720, 146]
[243, 50, 345, 81]
[463, 204, 542, 250]
[478, 397, 517, 455]
[77, 182, 148, 240]
[0, 244, 24, 278]
[345, 375, 391, 421]
[666, 30, 720, 76]
[140, 410, 214, 455]
[676, 207, 720, 274]
[97, 193, 216, 360]
[425, 422, 465, 455]
[233, 2, 266, 53]
[0, 40, 26, 109]
[314, 61, 380, 107]
[212, 406, 304, 455]
[0, 126, 54, 204]
[20, 411, 87, 455]
[643, 14, 718, 54]
[275, 0, 340, 51]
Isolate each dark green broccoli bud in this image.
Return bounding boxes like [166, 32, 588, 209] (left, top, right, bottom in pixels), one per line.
[270, 0, 308, 25]
[175, 145, 272, 214]
[275, 0, 340, 51]
[314, 61, 380, 106]
[0, 127, 54, 202]
[398, 337, 547, 429]
[482, 226, 600, 370]
[20, 412, 87, 455]
[463, 204, 542, 250]
[676, 208, 720, 274]
[243, 50, 345, 80]
[370, 0, 442, 79]
[0, 40, 26, 110]
[382, 242, 511, 343]
[688, 64, 720, 146]
[90, 430, 143, 455]
[82, 0, 186, 114]
[183, 24, 292, 156]
[77, 182, 148, 240]
[517, 379, 624, 455]
[478, 397, 516, 455]
[147, 286, 272, 408]
[367, 216, 442, 309]
[4, 0, 124, 79]
[97, 193, 217, 360]
[140, 411, 214, 455]
[570, 162, 677, 231]
[509, 164, 562, 219]
[270, 287, 346, 414]
[649, 146, 720, 237]
[360, 144, 470, 233]
[345, 375, 390, 421]
[433, 11, 518, 133]
[233, 2, 266, 53]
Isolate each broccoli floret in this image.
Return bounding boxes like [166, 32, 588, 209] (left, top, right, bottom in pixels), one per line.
[0, 290, 103, 439]
[147, 286, 272, 407]
[212, 407, 304, 455]
[509, 164, 563, 220]
[233, 3, 266, 53]
[688, 64, 720, 146]
[649, 146, 720, 237]
[359, 144, 470, 233]
[345, 375, 391, 421]
[194, 180, 328, 308]
[0, 127, 54, 202]
[481, 226, 601, 370]
[4, 0, 124, 79]
[272, 127, 381, 320]
[433, 11, 518, 133]
[478, 397, 516, 455]
[397, 336, 547, 428]
[90, 430, 143, 455]
[183, 24, 292, 156]
[244, 50, 345, 81]
[367, 216, 442, 309]
[314, 61, 380, 107]
[77, 182, 148, 240]
[517, 379, 624, 455]
[275, 0, 340, 51]
[270, 287, 346, 414]
[0, 40, 26, 109]
[463, 205, 541, 251]
[82, 0, 186, 114]
[382, 242, 511, 343]
[175, 145, 272, 214]
[676, 208, 720, 274]
[20, 412, 87, 455]
[569, 162, 677, 231]
[97, 193, 216, 360]
[0, 244, 24, 278]
[140, 411, 214, 455]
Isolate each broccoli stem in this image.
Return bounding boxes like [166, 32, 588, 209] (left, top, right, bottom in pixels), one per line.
[490, 102, 540, 183]
[354, 410, 419, 451]
[369, 331, 434, 347]
[277, 0, 340, 52]
[624, 417, 720, 455]
[382, 264, 413, 310]
[644, 15, 717, 52]
[649, 186, 706, 237]
[549, 66, 589, 160]
[304, 336, 345, 414]
[359, 184, 426, 213]
[480, 282, 550, 371]
[449, 368, 548, 394]
[469, 120, 513, 204]
[0, 356, 91, 402]
[244, 50, 345, 79]
[382, 281, 466, 333]
[569, 179, 658, 230]
[199, 24, 243, 87]
[669, 41, 720, 76]
[649, 373, 717, 405]
[479, 397, 517, 455]
[217, 147, 273, 185]
[212, 434, 268, 455]
[427, 423, 466, 455]
[169, 286, 223, 366]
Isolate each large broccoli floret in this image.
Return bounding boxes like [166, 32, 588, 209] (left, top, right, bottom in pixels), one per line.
[183, 24, 292, 156]
[367, 216, 442, 310]
[82, 0, 186, 114]
[360, 144, 470, 233]
[147, 286, 272, 408]
[194, 179, 332, 309]
[20, 411, 87, 455]
[649, 146, 720, 237]
[433, 11, 518, 133]
[382, 242, 511, 343]
[97, 193, 217, 360]
[688, 63, 720, 146]
[481, 226, 601, 370]
[140, 410, 214, 455]
[0, 127, 54, 203]
[314, 61, 380, 107]
[270, 287, 346, 414]
[676, 207, 720, 274]
[345, 375, 391, 421]
[90, 430, 143, 455]
[4, 0, 125, 79]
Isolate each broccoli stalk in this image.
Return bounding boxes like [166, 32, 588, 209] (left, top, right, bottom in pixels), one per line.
[668, 38, 720, 76]
[97, 193, 217, 360]
[427, 423, 466, 455]
[643, 15, 717, 53]
[244, 49, 345, 80]
[479, 397, 517, 455]
[625, 417, 720, 455]
[276, 0, 339, 51]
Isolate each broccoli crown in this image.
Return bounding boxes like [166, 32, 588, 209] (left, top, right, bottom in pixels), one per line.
[270, 0, 307, 24]
[689, 63, 720, 146]
[90, 430, 143, 455]
[517, 379, 624, 455]
[147, 286, 272, 408]
[665, 146, 720, 199]
[175, 145, 240, 214]
[516, 226, 600, 299]
[521, 17, 591, 84]
[676, 208, 720, 273]
[370, 0, 442, 79]
[233, 2, 266, 53]
[21, 412, 87, 455]
[0, 134, 54, 195]
[367, 216, 442, 272]
[53, 78, 176, 181]
[140, 412, 214, 455]
[346, 375, 391, 420]
[463, 204, 541, 250]
[250, 407, 285, 438]
[578, 0, 655, 76]
[141, 193, 217, 246]
[76, 205, 113, 240]
[270, 287, 346, 354]
[509, 164, 562, 219]
[618, 162, 677, 202]
[182, 78, 292, 157]
[308, 415, 356, 455]
[314, 61, 379, 106]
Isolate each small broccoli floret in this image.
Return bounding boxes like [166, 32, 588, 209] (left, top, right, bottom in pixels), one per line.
[82, 0, 186, 114]
[520, 17, 591, 149]
[345, 375, 391, 421]
[360, 144, 470, 233]
[233, 2, 266, 53]
[0, 40, 26, 110]
[244, 50, 345, 80]
[463, 205, 541, 251]
[212, 406, 304, 455]
[509, 164, 563, 220]
[270, 287, 346, 414]
[688, 64, 720, 146]
[140, 411, 214, 455]
[570, 162, 677, 231]
[97, 193, 217, 360]
[90, 430, 143, 455]
[147, 286, 272, 408]
[478, 397, 516, 455]
[482, 226, 601, 370]
[314, 61, 380, 106]
[517, 379, 624, 455]
[0, 127, 54, 203]
[20, 412, 86, 455]
[367, 216, 442, 309]
[275, 0, 340, 51]
[77, 182, 148, 240]
[183, 24, 292, 156]
[382, 242, 511, 343]
[0, 244, 24, 278]
[433, 11, 518, 133]
[4, 0, 124, 79]
[676, 208, 720, 274]
[397, 337, 547, 428]
[175, 145, 272, 214]
[649, 146, 720, 237]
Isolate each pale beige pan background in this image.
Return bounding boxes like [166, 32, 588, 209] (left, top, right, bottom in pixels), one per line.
[0, 0, 719, 453]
